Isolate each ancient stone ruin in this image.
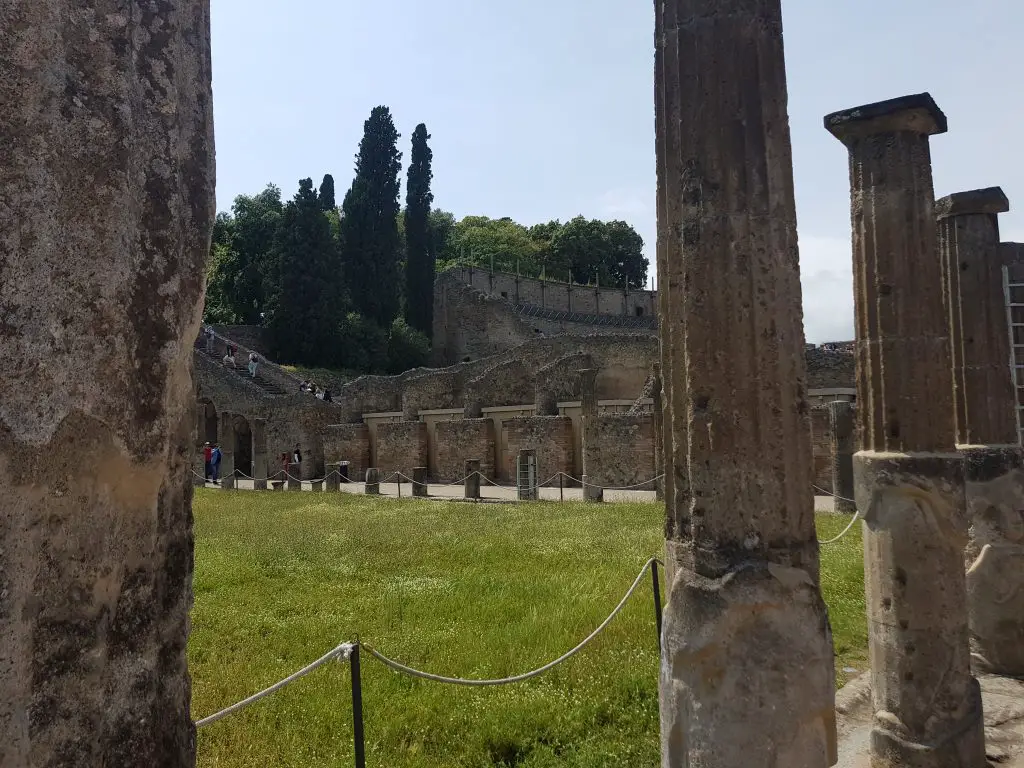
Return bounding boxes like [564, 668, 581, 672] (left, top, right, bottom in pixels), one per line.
[655, 0, 837, 764]
[0, 0, 214, 764]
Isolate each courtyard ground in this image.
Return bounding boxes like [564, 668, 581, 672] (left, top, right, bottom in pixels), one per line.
[190, 490, 866, 768]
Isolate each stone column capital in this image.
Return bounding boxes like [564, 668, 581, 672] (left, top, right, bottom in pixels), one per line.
[825, 92, 947, 144]
[935, 187, 1010, 220]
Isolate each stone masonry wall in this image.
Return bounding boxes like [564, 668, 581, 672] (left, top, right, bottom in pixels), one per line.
[323, 424, 371, 481]
[376, 421, 429, 479]
[434, 419, 496, 482]
[588, 414, 657, 489]
[504, 416, 575, 485]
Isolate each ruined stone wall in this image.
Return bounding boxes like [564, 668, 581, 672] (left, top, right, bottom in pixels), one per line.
[450, 266, 657, 317]
[504, 417, 575, 484]
[323, 424, 371, 480]
[434, 419, 496, 482]
[375, 421, 429, 478]
[587, 414, 657, 488]
[809, 407, 833, 493]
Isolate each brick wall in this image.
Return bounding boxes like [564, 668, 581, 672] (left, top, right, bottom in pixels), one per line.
[505, 416, 574, 485]
[434, 419, 496, 482]
[587, 414, 656, 489]
[809, 407, 833, 493]
[323, 423, 371, 481]
[376, 421, 429, 479]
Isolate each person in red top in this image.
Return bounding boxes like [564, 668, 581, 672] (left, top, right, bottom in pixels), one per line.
[203, 441, 213, 482]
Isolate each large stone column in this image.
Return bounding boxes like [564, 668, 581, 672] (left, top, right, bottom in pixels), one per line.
[252, 418, 268, 491]
[937, 187, 1024, 676]
[828, 400, 856, 514]
[826, 94, 986, 767]
[655, 2, 836, 766]
[0, 0, 214, 763]
[651, 363, 665, 502]
[218, 412, 237, 490]
[579, 369, 603, 502]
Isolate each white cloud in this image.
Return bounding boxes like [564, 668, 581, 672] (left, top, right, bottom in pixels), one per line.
[798, 234, 855, 344]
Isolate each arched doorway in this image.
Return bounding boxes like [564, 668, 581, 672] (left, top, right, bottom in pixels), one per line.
[233, 414, 252, 478]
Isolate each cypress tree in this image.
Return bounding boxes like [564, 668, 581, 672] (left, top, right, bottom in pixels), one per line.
[265, 178, 342, 364]
[339, 106, 402, 327]
[403, 124, 434, 337]
[318, 173, 336, 211]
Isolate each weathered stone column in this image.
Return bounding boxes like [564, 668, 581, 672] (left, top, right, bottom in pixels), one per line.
[219, 412, 236, 490]
[465, 459, 482, 500]
[0, 0, 214, 761]
[325, 464, 341, 492]
[252, 418, 268, 490]
[365, 468, 381, 495]
[828, 401, 856, 514]
[655, 2, 836, 765]
[937, 187, 1024, 676]
[534, 386, 559, 417]
[412, 467, 428, 498]
[651, 363, 665, 502]
[579, 369, 603, 502]
[826, 93, 986, 767]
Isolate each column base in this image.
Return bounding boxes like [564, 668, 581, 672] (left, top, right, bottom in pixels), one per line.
[254, 479, 267, 491]
[853, 451, 986, 768]
[325, 474, 340, 492]
[220, 476, 235, 490]
[582, 475, 603, 502]
[659, 561, 837, 767]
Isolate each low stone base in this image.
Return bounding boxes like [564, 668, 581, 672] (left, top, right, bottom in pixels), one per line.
[583, 475, 603, 503]
[853, 451, 986, 768]
[961, 445, 1024, 677]
[659, 561, 837, 767]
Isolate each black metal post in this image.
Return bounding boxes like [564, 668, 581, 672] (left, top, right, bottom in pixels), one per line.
[350, 644, 366, 768]
[651, 561, 663, 652]
[559, 472, 564, 503]
[396, 476, 401, 498]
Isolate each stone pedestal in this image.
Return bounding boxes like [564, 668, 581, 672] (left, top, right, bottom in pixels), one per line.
[465, 459, 481, 500]
[412, 466, 428, 498]
[828, 401, 856, 514]
[827, 93, 986, 768]
[311, 479, 323, 492]
[252, 418, 268, 490]
[579, 369, 603, 503]
[962, 445, 1024, 675]
[287, 473, 301, 491]
[325, 465, 341, 492]
[218, 412, 236, 491]
[0, 0, 213, 760]
[366, 468, 381, 495]
[655, 2, 835, 765]
[855, 452, 984, 767]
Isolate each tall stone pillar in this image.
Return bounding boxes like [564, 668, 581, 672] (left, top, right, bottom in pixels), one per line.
[0, 0, 214, 762]
[465, 459, 482, 500]
[937, 187, 1024, 676]
[651, 364, 665, 502]
[579, 369, 603, 502]
[826, 94, 986, 767]
[828, 401, 856, 514]
[218, 412, 237, 490]
[655, 3, 836, 766]
[252, 418, 268, 490]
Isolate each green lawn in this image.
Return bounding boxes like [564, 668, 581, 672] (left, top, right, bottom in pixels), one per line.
[190, 491, 865, 768]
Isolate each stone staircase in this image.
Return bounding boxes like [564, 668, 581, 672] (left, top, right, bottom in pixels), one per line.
[193, 342, 288, 396]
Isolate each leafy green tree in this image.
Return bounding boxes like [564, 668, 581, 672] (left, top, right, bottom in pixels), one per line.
[443, 216, 542, 274]
[429, 210, 457, 265]
[385, 317, 431, 374]
[339, 106, 403, 327]
[318, 174, 336, 211]
[264, 178, 343, 364]
[549, 216, 647, 288]
[403, 124, 435, 337]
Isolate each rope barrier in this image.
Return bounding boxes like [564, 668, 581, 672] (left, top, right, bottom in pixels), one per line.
[362, 558, 658, 686]
[813, 484, 857, 505]
[195, 642, 354, 728]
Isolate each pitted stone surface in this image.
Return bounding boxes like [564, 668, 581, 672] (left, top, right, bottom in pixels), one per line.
[0, 0, 214, 764]
[655, 1, 835, 765]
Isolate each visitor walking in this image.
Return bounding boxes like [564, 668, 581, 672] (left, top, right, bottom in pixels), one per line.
[223, 343, 237, 368]
[210, 443, 222, 484]
[204, 325, 215, 354]
[292, 444, 302, 467]
[203, 441, 212, 482]
[248, 351, 259, 378]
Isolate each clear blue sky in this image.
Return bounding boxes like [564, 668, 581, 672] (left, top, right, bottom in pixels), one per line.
[211, 0, 1024, 343]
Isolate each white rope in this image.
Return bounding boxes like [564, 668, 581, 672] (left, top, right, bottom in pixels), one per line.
[195, 642, 354, 728]
[584, 474, 665, 491]
[818, 509, 862, 545]
[812, 484, 857, 504]
[362, 558, 658, 686]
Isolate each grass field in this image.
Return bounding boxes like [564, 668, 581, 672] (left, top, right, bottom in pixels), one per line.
[190, 491, 866, 768]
